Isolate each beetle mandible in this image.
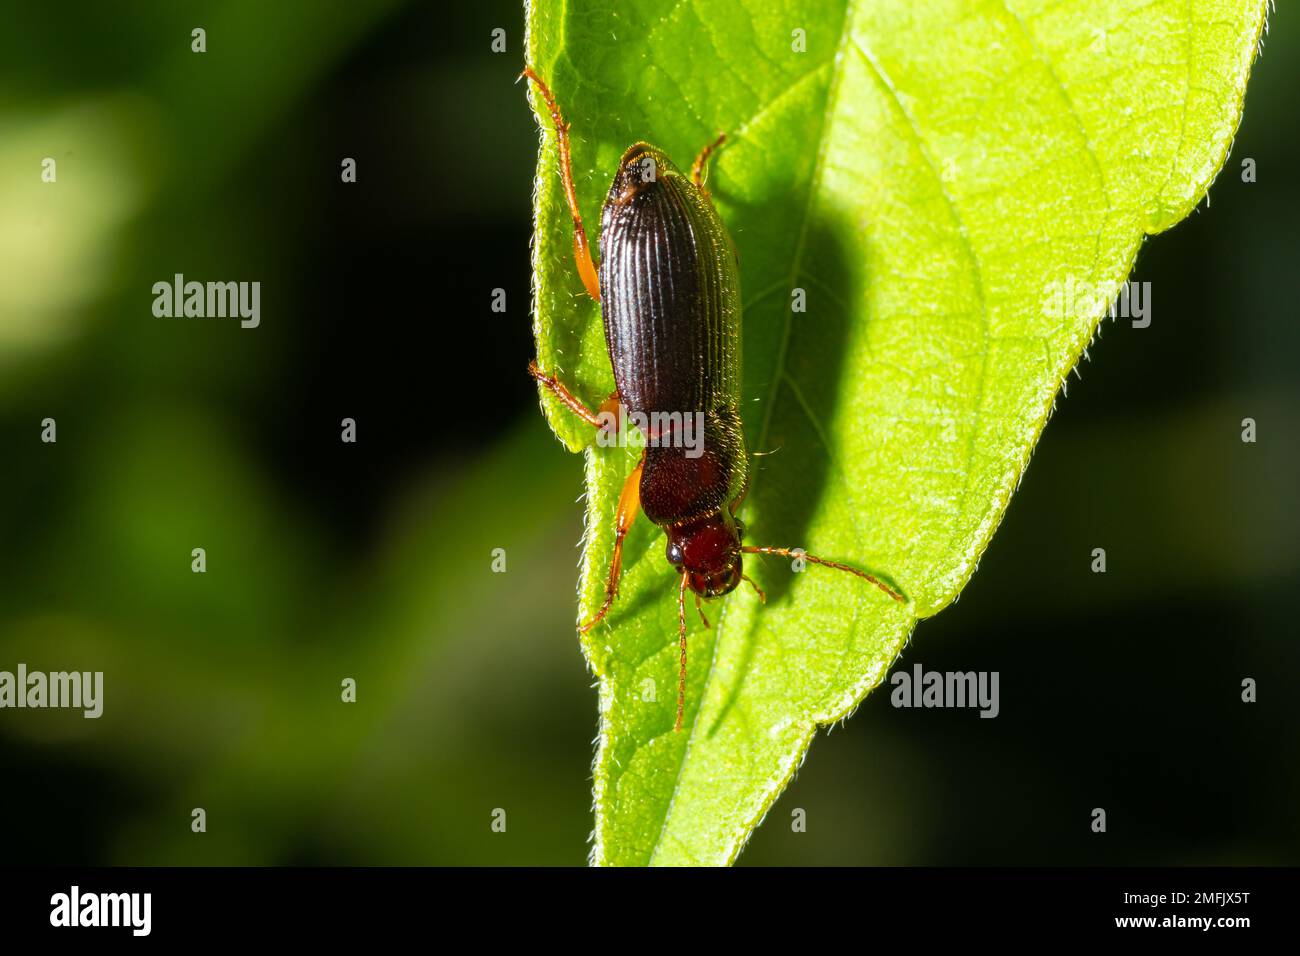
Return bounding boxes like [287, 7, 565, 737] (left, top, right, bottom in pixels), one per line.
[522, 68, 905, 732]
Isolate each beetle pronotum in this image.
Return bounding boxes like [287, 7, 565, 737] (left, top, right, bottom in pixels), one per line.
[522, 68, 906, 731]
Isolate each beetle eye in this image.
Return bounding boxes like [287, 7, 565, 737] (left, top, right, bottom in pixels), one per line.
[666, 541, 684, 567]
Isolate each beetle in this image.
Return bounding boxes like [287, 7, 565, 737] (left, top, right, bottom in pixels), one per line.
[521, 68, 905, 731]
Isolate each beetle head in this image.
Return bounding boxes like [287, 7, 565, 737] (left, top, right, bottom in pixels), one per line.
[666, 510, 743, 598]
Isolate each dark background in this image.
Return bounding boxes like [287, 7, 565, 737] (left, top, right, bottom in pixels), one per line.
[0, 1, 1295, 865]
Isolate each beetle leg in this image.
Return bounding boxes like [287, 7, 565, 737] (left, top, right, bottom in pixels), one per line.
[579, 454, 644, 634]
[521, 67, 602, 302]
[676, 571, 689, 732]
[692, 133, 739, 267]
[741, 546, 906, 603]
[598, 391, 623, 427]
[528, 360, 607, 429]
[690, 132, 727, 196]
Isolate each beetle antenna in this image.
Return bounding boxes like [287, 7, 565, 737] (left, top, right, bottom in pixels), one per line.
[741, 546, 905, 603]
[675, 573, 690, 731]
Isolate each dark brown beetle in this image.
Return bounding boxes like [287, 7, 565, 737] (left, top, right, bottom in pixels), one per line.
[522, 68, 905, 730]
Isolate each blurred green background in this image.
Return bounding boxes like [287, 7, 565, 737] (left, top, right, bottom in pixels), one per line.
[1, 2, 1296, 865]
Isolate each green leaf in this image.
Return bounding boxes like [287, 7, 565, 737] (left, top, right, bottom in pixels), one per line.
[524, 0, 1268, 865]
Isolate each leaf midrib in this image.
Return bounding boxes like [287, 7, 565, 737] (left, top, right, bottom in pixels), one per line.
[644, 0, 863, 867]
